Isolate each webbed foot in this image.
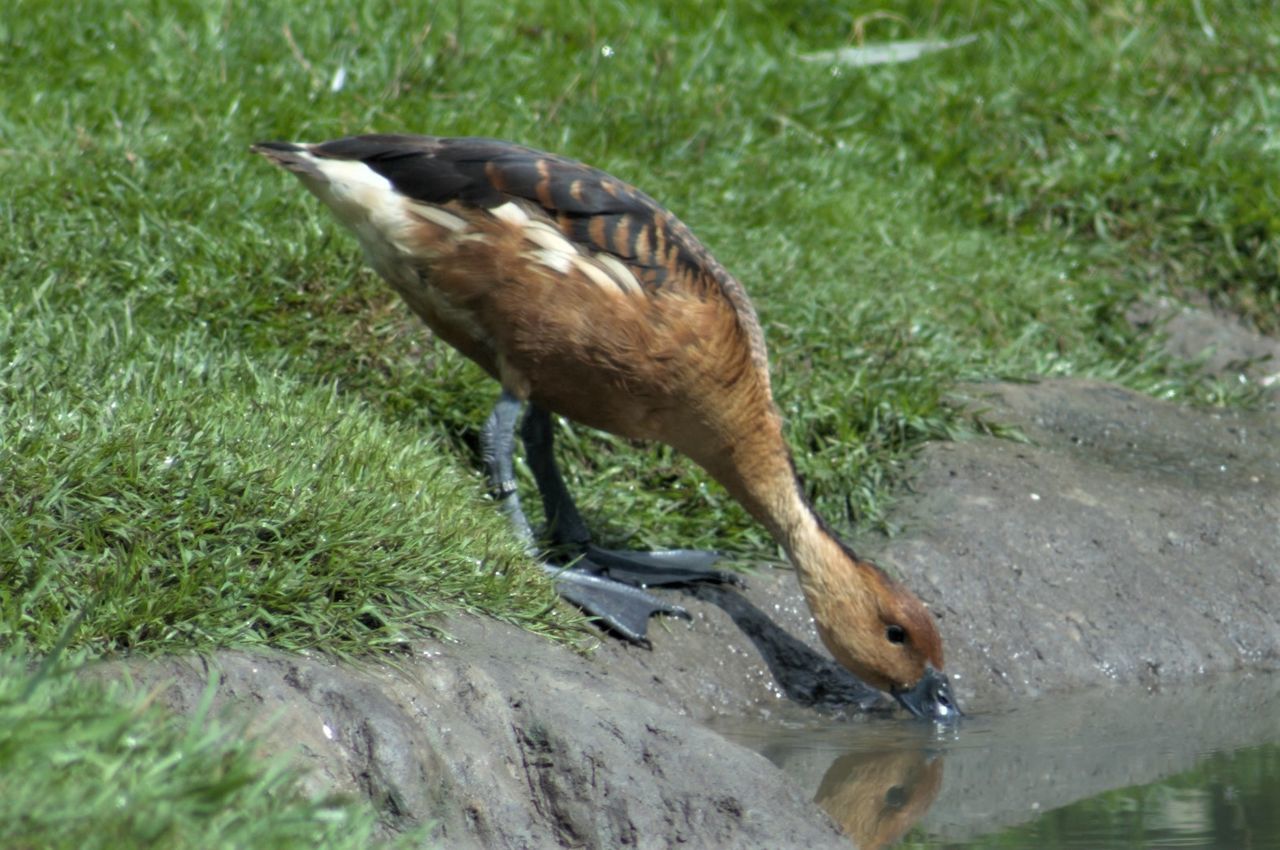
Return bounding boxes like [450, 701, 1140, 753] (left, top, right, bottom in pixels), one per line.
[580, 545, 743, 588]
[547, 547, 741, 644]
[544, 565, 690, 646]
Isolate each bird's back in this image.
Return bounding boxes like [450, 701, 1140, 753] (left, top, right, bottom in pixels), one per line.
[255, 135, 777, 460]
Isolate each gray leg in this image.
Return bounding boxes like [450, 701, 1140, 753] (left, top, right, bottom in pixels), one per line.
[519, 404, 737, 588]
[483, 397, 738, 646]
[480, 389, 534, 545]
[476, 395, 682, 644]
[519, 404, 592, 547]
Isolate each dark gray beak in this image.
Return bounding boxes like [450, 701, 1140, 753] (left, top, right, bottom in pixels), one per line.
[893, 667, 962, 723]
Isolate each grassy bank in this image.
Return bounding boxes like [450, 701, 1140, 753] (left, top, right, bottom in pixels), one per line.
[0, 642, 410, 850]
[1, 0, 1276, 843]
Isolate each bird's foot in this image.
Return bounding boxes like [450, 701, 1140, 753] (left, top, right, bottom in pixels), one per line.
[544, 565, 689, 647]
[579, 544, 743, 588]
[545, 546, 741, 645]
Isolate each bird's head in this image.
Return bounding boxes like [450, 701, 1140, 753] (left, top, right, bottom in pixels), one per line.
[805, 547, 960, 723]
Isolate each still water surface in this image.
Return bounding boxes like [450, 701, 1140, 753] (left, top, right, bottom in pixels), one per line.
[713, 672, 1280, 849]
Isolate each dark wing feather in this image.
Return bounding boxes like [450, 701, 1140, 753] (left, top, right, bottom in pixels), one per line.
[310, 134, 770, 370]
[313, 136, 691, 285]
[313, 135, 509, 206]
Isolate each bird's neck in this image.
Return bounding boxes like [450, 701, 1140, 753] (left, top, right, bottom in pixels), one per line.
[696, 412, 857, 595]
[695, 409, 887, 670]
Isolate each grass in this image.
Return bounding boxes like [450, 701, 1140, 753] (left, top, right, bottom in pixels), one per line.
[1, 0, 1277, 843]
[0, 641, 410, 850]
[0, 318, 561, 656]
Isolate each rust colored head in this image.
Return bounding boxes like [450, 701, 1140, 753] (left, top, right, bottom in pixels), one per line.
[805, 551, 960, 722]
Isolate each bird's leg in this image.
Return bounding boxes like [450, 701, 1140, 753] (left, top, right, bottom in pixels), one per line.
[481, 391, 688, 645]
[519, 405, 738, 588]
[480, 388, 536, 545]
[517, 403, 592, 548]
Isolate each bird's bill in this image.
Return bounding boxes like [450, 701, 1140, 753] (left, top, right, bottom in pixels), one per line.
[893, 667, 962, 723]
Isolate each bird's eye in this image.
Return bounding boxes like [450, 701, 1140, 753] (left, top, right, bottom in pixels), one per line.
[886, 624, 907, 645]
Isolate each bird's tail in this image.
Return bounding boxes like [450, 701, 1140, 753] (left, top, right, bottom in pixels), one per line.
[250, 141, 323, 180]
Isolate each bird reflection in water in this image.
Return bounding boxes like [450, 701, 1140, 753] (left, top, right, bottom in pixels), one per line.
[815, 748, 943, 849]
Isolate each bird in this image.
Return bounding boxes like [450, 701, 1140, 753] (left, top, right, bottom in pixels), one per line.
[252, 134, 959, 721]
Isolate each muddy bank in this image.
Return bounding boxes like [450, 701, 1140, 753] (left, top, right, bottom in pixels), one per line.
[1128, 296, 1280, 394]
[98, 371, 1280, 847]
[874, 378, 1280, 710]
[99, 612, 852, 850]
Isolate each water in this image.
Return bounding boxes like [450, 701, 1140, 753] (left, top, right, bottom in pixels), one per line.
[712, 672, 1280, 849]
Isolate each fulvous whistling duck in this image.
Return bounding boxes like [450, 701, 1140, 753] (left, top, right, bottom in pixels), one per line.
[253, 134, 959, 721]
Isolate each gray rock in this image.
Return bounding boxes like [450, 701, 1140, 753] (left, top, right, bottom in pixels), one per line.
[97, 612, 851, 850]
[872, 378, 1280, 710]
[1129, 296, 1280, 392]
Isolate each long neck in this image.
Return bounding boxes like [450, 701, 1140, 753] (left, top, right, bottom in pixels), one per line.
[692, 405, 894, 677]
[694, 408, 855, 597]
